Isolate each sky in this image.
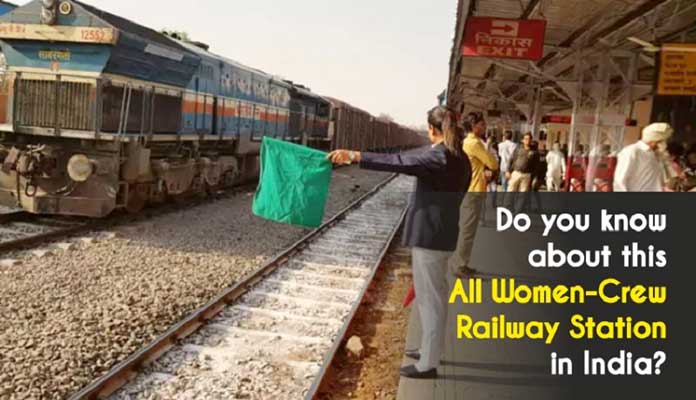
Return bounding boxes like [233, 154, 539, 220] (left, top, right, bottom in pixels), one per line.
[17, 0, 457, 127]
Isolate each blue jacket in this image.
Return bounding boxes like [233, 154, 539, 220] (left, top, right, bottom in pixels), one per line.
[360, 143, 471, 251]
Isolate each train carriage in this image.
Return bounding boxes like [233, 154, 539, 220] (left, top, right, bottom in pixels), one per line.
[0, 0, 419, 218]
[372, 118, 388, 152]
[325, 97, 373, 151]
[0, 0, 331, 217]
[287, 83, 330, 150]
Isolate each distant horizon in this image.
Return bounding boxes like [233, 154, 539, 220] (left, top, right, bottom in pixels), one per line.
[14, 0, 455, 127]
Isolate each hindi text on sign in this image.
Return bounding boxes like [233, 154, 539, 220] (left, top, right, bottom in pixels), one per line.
[462, 17, 546, 61]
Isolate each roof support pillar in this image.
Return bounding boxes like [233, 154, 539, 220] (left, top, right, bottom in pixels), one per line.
[614, 53, 638, 152]
[586, 53, 612, 191]
[566, 52, 584, 190]
[530, 85, 543, 138]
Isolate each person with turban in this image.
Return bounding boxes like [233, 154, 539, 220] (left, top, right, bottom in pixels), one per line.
[614, 123, 673, 192]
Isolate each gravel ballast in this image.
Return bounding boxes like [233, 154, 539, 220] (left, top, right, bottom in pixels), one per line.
[0, 166, 392, 400]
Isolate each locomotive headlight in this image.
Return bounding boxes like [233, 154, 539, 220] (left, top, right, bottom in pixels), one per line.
[67, 154, 93, 182]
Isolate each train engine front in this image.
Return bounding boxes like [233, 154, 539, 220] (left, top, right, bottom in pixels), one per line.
[0, 1, 225, 217]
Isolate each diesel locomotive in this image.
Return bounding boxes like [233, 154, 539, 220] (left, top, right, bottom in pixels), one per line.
[0, 0, 426, 217]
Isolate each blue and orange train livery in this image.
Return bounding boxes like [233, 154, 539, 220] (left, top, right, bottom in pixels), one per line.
[0, 0, 425, 217]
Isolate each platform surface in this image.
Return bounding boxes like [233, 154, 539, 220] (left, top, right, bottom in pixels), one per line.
[397, 204, 570, 400]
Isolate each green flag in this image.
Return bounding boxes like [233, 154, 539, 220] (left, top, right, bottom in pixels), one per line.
[252, 137, 333, 228]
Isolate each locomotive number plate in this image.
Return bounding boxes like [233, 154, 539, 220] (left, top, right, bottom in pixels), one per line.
[0, 24, 118, 44]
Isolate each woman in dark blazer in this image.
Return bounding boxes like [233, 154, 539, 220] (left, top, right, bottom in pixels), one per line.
[328, 105, 471, 379]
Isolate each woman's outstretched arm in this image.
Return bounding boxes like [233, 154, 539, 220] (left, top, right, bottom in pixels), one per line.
[327, 147, 446, 177]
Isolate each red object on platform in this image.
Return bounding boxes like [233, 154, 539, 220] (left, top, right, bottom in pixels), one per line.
[462, 17, 547, 61]
[403, 283, 416, 308]
[568, 156, 588, 179]
[589, 156, 617, 192]
[591, 157, 617, 181]
[567, 156, 588, 192]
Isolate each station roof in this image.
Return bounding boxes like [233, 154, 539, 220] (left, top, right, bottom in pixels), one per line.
[448, 0, 696, 115]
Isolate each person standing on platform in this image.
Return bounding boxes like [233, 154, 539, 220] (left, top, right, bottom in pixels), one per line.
[532, 140, 547, 191]
[576, 144, 587, 157]
[328, 105, 471, 379]
[497, 131, 517, 192]
[546, 143, 566, 192]
[450, 112, 498, 277]
[666, 142, 686, 181]
[614, 122, 673, 192]
[529, 140, 545, 212]
[506, 133, 538, 192]
[483, 134, 500, 216]
[569, 144, 588, 192]
[684, 150, 696, 177]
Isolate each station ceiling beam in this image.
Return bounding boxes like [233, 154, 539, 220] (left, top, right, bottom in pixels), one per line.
[504, 0, 675, 102]
[587, 0, 671, 45]
[521, 0, 541, 19]
[552, 2, 696, 81]
[450, 0, 682, 120]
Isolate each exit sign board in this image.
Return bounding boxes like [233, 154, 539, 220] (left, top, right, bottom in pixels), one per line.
[462, 17, 546, 61]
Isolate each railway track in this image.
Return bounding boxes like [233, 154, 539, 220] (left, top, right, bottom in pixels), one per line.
[70, 174, 412, 400]
[0, 211, 96, 256]
[0, 164, 361, 258]
[0, 182, 260, 258]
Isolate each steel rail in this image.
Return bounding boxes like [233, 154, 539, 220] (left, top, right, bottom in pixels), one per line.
[0, 210, 33, 225]
[69, 172, 399, 400]
[304, 190, 407, 399]
[0, 221, 98, 255]
[0, 210, 99, 254]
[0, 181, 260, 256]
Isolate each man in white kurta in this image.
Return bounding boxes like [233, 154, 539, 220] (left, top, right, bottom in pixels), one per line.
[497, 132, 517, 192]
[545, 143, 566, 192]
[614, 123, 673, 192]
